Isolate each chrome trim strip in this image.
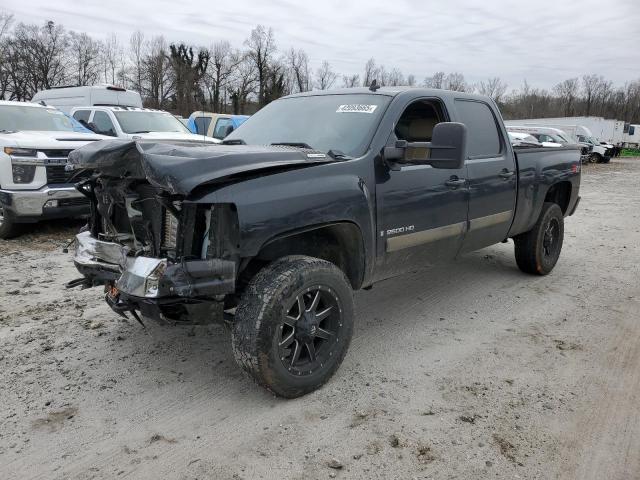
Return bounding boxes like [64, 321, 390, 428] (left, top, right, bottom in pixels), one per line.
[386, 222, 466, 252]
[469, 210, 513, 231]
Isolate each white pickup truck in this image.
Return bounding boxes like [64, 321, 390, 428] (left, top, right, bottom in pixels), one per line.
[70, 106, 220, 143]
[0, 101, 107, 238]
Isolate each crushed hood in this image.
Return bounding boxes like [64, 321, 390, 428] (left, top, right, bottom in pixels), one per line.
[68, 139, 337, 196]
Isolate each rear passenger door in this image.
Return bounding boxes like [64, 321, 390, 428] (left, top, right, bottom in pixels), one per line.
[455, 99, 517, 253]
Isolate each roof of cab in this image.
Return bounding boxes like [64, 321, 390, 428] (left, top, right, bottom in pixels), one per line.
[283, 86, 493, 103]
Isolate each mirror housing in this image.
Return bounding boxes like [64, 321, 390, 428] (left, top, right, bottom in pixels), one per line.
[384, 122, 467, 169]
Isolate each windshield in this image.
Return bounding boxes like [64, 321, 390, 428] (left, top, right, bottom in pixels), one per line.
[225, 94, 392, 157]
[0, 105, 78, 132]
[114, 111, 191, 134]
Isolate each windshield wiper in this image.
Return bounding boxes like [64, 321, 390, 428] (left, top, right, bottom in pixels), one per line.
[222, 138, 246, 145]
[271, 142, 314, 150]
[0, 129, 16, 134]
[131, 130, 151, 134]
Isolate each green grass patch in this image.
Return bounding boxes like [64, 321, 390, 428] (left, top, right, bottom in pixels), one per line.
[621, 148, 640, 157]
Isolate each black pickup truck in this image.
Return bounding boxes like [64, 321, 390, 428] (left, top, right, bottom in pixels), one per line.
[68, 87, 581, 398]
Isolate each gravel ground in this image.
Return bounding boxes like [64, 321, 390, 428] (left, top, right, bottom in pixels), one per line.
[0, 158, 639, 480]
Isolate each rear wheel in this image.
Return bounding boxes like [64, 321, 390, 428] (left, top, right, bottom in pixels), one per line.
[0, 206, 21, 239]
[231, 256, 354, 398]
[513, 202, 564, 275]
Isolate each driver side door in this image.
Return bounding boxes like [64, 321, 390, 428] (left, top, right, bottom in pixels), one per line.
[374, 98, 469, 281]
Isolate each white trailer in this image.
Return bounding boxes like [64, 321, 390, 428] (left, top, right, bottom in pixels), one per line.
[509, 116, 624, 144]
[624, 124, 640, 148]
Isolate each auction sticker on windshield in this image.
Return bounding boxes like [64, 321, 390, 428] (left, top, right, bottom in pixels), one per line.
[336, 104, 378, 114]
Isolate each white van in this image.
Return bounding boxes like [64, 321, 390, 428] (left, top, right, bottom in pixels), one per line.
[32, 85, 143, 114]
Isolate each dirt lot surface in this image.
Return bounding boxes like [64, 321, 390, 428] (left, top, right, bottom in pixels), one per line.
[1, 159, 639, 480]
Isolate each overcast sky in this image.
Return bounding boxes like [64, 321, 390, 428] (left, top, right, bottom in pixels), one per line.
[3, 0, 638, 90]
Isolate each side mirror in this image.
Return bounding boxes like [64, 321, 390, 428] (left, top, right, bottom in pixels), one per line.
[384, 122, 467, 169]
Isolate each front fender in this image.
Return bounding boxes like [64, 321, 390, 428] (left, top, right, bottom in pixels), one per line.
[191, 167, 375, 262]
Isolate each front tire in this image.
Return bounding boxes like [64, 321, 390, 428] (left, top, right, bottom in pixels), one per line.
[231, 256, 354, 398]
[588, 153, 600, 163]
[513, 202, 564, 275]
[0, 206, 22, 239]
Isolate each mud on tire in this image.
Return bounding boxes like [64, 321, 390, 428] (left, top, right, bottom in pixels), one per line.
[231, 255, 354, 398]
[513, 202, 564, 275]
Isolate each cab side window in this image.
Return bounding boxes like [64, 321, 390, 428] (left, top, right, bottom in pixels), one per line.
[73, 110, 91, 123]
[393, 100, 443, 161]
[92, 111, 116, 136]
[454, 100, 501, 157]
[213, 118, 233, 139]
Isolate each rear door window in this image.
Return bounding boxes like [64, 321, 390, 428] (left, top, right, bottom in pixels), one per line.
[454, 100, 502, 157]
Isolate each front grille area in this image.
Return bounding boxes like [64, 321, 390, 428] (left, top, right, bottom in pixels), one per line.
[40, 149, 73, 159]
[45, 165, 91, 184]
[46, 165, 70, 183]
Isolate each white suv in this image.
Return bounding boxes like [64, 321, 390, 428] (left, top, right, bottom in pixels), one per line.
[70, 106, 220, 143]
[0, 101, 108, 238]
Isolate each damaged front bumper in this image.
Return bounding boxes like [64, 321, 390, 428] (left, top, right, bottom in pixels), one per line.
[71, 231, 236, 322]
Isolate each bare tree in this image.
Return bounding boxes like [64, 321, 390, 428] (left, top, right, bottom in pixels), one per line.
[387, 68, 405, 86]
[204, 41, 241, 112]
[100, 34, 120, 84]
[286, 48, 310, 93]
[315, 60, 337, 90]
[363, 58, 379, 87]
[443, 72, 468, 92]
[6, 21, 69, 99]
[143, 35, 173, 109]
[229, 53, 257, 114]
[554, 78, 579, 116]
[423, 72, 445, 89]
[68, 31, 101, 86]
[244, 25, 276, 106]
[477, 77, 508, 103]
[129, 30, 145, 94]
[342, 74, 360, 88]
[406, 74, 416, 87]
[0, 12, 14, 99]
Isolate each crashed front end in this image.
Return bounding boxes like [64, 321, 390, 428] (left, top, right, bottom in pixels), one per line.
[72, 228, 236, 324]
[66, 140, 242, 324]
[66, 139, 337, 323]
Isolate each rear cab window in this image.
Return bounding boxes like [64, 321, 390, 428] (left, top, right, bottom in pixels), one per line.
[454, 99, 502, 158]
